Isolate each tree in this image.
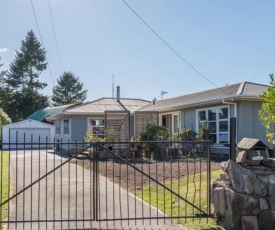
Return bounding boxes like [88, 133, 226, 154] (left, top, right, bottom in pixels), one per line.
[52, 71, 87, 106]
[4, 31, 49, 121]
[0, 58, 12, 119]
[259, 74, 275, 148]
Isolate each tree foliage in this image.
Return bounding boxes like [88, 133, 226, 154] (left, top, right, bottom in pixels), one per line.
[2, 31, 49, 121]
[259, 74, 275, 148]
[52, 71, 87, 106]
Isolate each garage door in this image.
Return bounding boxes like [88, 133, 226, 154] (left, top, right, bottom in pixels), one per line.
[8, 128, 51, 149]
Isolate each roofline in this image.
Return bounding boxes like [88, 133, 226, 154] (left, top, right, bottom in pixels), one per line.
[140, 94, 262, 113]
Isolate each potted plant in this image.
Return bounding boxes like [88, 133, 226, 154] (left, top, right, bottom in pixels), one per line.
[259, 74, 275, 157]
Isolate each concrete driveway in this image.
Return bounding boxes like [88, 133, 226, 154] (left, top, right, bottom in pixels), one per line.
[5, 150, 185, 230]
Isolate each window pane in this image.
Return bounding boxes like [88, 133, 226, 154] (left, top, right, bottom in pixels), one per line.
[218, 108, 228, 119]
[219, 121, 228, 132]
[93, 127, 105, 135]
[208, 122, 216, 133]
[209, 133, 216, 143]
[219, 134, 228, 143]
[208, 109, 216, 121]
[198, 111, 206, 121]
[90, 119, 104, 126]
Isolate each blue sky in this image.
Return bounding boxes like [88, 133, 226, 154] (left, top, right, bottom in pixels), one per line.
[1, 0, 275, 102]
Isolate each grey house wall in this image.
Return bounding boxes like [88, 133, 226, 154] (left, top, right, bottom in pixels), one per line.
[71, 116, 88, 142]
[237, 101, 268, 146]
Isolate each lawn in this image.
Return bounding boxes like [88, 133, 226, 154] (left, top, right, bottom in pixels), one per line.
[0, 151, 9, 230]
[136, 169, 225, 230]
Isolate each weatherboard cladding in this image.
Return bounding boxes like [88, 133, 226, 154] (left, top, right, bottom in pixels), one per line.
[140, 82, 267, 112]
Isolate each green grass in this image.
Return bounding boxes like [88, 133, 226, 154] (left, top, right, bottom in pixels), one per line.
[136, 169, 225, 230]
[0, 151, 9, 230]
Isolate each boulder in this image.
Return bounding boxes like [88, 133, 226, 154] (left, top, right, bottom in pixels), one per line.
[223, 160, 268, 196]
[218, 187, 260, 230]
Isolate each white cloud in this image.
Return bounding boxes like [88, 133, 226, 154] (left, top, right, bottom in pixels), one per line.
[0, 47, 9, 53]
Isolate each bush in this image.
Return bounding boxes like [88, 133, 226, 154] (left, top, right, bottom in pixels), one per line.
[173, 128, 197, 141]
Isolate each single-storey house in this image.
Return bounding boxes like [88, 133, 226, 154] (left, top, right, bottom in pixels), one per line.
[138, 81, 268, 155]
[46, 88, 152, 150]
[46, 82, 269, 156]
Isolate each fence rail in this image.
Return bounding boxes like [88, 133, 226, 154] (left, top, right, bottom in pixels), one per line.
[0, 139, 216, 229]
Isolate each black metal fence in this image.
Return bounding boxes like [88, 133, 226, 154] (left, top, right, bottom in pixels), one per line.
[0, 139, 217, 229]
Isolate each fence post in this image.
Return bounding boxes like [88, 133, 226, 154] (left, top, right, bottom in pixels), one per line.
[230, 117, 237, 162]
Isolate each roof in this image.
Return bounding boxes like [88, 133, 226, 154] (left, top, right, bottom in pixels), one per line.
[140, 82, 268, 112]
[237, 138, 268, 149]
[46, 98, 150, 120]
[26, 104, 75, 121]
[65, 98, 150, 114]
[3, 119, 54, 128]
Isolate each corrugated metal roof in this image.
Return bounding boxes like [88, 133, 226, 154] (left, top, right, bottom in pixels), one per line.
[64, 98, 150, 114]
[140, 82, 267, 112]
[26, 104, 75, 121]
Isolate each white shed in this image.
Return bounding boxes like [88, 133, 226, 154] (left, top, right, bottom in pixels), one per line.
[2, 119, 54, 149]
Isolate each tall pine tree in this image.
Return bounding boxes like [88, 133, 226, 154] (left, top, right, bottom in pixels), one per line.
[52, 71, 87, 106]
[5, 31, 49, 121]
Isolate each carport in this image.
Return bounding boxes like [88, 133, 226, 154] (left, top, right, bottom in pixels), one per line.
[2, 119, 54, 149]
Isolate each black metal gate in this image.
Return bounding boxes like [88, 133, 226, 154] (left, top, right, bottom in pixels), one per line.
[0, 139, 214, 229]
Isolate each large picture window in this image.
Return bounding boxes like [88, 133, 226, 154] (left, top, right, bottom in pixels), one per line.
[88, 118, 105, 138]
[197, 106, 229, 144]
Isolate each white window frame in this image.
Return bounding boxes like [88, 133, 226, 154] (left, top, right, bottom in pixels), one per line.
[196, 105, 230, 144]
[87, 117, 105, 137]
[159, 111, 181, 135]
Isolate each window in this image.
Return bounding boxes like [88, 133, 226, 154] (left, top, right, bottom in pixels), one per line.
[88, 118, 105, 138]
[64, 119, 69, 134]
[160, 112, 180, 136]
[197, 106, 229, 144]
[56, 120, 61, 134]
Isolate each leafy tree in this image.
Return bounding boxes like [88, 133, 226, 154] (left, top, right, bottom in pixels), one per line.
[259, 74, 275, 148]
[52, 71, 87, 106]
[4, 31, 49, 121]
[0, 58, 12, 119]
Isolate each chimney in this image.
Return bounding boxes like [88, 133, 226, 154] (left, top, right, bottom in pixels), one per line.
[117, 86, 120, 102]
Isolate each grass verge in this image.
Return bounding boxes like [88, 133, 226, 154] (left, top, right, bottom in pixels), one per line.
[0, 151, 9, 230]
[136, 169, 225, 230]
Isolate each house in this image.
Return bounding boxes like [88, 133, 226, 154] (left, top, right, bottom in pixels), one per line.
[138, 82, 268, 156]
[46, 87, 152, 150]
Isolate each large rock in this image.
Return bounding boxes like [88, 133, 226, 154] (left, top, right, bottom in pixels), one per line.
[213, 187, 226, 217]
[223, 160, 268, 196]
[258, 210, 275, 230]
[218, 187, 260, 230]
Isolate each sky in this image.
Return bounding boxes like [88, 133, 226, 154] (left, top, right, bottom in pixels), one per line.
[1, 0, 275, 103]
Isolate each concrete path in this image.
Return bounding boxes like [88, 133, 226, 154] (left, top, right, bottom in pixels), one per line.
[5, 150, 185, 230]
